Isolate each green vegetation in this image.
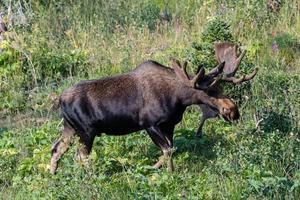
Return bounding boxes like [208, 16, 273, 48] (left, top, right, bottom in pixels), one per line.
[0, 0, 299, 199]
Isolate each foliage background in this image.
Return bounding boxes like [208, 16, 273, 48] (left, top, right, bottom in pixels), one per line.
[0, 0, 299, 199]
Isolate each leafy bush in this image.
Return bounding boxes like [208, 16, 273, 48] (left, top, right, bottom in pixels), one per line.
[202, 18, 234, 44]
[186, 18, 234, 70]
[267, 32, 300, 66]
[253, 71, 299, 133]
[0, 45, 26, 113]
[134, 2, 160, 31]
[28, 48, 89, 84]
[0, 37, 89, 114]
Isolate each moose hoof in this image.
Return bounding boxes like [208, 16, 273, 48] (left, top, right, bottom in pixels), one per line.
[50, 167, 57, 175]
[195, 132, 203, 138]
[75, 149, 90, 166]
[153, 160, 163, 169]
[167, 165, 174, 172]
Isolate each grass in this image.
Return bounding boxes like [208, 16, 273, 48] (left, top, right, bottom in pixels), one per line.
[0, 0, 299, 199]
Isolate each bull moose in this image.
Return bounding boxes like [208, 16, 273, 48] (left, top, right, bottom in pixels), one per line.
[50, 42, 257, 174]
[195, 42, 258, 137]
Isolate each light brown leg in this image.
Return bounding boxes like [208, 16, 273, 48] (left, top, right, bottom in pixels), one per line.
[50, 124, 75, 174]
[153, 155, 164, 169]
[164, 148, 175, 172]
[147, 125, 175, 172]
[75, 135, 95, 165]
[153, 148, 175, 172]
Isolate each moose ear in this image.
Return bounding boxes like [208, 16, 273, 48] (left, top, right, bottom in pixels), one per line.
[191, 67, 205, 88]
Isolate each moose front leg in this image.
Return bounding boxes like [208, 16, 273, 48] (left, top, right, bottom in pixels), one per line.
[195, 117, 206, 138]
[152, 148, 176, 171]
[146, 124, 175, 172]
[195, 104, 219, 138]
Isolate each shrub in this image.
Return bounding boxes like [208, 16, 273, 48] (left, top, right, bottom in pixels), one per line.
[253, 71, 299, 133]
[186, 18, 235, 70]
[186, 17, 255, 106]
[0, 38, 89, 114]
[267, 32, 299, 66]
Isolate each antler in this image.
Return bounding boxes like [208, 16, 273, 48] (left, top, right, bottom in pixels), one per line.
[170, 58, 205, 88]
[171, 58, 225, 90]
[210, 42, 258, 84]
[221, 68, 258, 83]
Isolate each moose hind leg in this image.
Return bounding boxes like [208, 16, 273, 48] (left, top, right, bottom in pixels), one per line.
[76, 134, 95, 163]
[50, 122, 75, 174]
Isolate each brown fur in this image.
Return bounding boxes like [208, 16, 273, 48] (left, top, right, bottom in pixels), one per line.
[50, 59, 238, 174]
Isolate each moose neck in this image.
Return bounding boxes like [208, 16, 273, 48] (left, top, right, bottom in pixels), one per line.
[180, 88, 220, 110]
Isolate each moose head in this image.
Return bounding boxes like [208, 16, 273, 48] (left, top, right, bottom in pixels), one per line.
[170, 58, 239, 122]
[195, 42, 258, 137]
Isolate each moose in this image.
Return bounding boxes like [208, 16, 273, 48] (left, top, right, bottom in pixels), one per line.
[50, 42, 257, 174]
[195, 42, 258, 137]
